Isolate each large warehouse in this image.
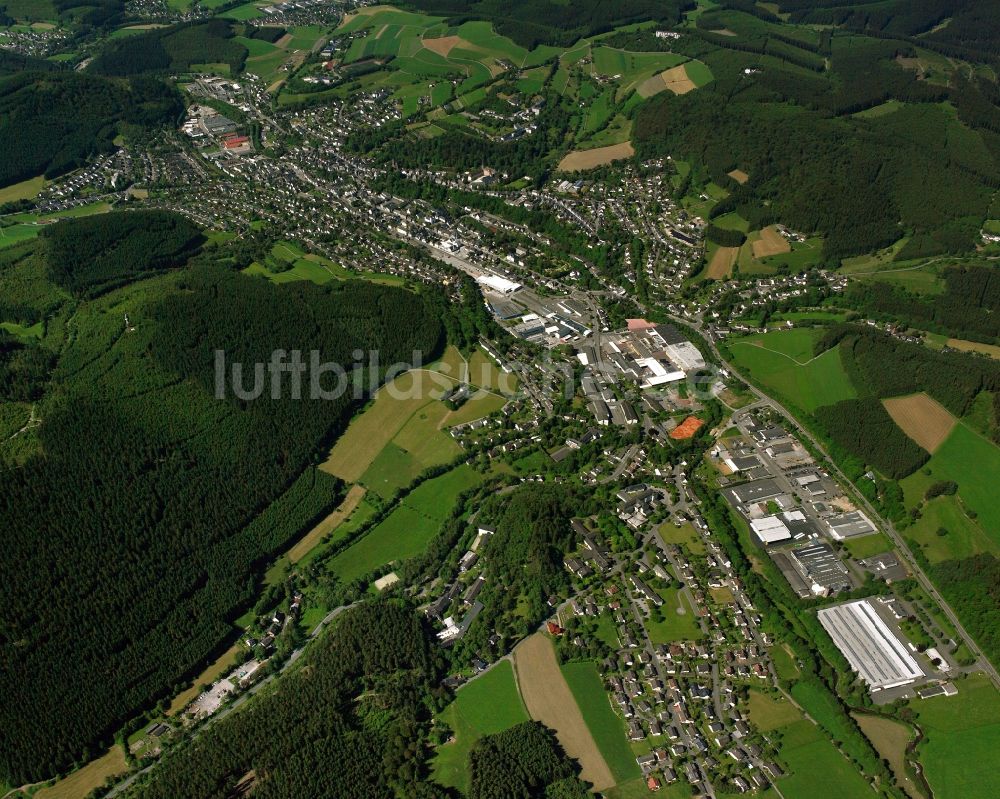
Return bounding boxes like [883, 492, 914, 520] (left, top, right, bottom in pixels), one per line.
[817, 599, 924, 691]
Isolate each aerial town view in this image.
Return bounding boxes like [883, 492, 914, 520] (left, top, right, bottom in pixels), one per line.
[1, 1, 1000, 798]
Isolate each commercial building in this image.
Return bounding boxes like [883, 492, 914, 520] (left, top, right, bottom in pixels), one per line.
[817, 599, 924, 691]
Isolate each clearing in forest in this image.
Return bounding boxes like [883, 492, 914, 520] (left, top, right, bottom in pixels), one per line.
[728, 169, 749, 184]
[658, 63, 697, 94]
[513, 634, 616, 791]
[883, 393, 956, 453]
[752, 225, 791, 258]
[558, 141, 634, 171]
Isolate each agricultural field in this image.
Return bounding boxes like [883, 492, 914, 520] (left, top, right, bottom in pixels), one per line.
[0, 202, 112, 250]
[909, 674, 1000, 799]
[327, 464, 480, 584]
[705, 243, 739, 279]
[945, 338, 1000, 360]
[558, 141, 635, 172]
[852, 713, 921, 799]
[561, 661, 641, 784]
[32, 746, 128, 799]
[883, 393, 956, 453]
[773, 719, 873, 799]
[167, 639, 243, 715]
[432, 661, 529, 793]
[513, 633, 616, 791]
[900, 423, 1000, 548]
[752, 225, 791, 258]
[726, 328, 858, 413]
[0, 175, 45, 204]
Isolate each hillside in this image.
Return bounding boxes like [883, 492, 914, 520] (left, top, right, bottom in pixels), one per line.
[0, 220, 444, 785]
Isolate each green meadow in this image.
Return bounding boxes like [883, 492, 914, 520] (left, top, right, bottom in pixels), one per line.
[727, 328, 857, 413]
[561, 660, 640, 784]
[432, 661, 529, 793]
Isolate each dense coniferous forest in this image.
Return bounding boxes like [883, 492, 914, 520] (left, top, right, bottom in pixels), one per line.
[42, 211, 204, 297]
[815, 397, 930, 478]
[124, 600, 452, 799]
[0, 71, 181, 187]
[90, 20, 249, 77]
[844, 266, 1000, 344]
[0, 232, 445, 784]
[469, 722, 588, 799]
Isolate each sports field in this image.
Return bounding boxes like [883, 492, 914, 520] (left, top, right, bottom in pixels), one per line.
[728, 328, 858, 412]
[910, 674, 1000, 799]
[561, 661, 641, 784]
[514, 634, 616, 791]
[432, 660, 529, 793]
[327, 464, 480, 584]
[883, 393, 956, 453]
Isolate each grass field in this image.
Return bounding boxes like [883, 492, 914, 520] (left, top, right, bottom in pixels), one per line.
[852, 713, 921, 799]
[770, 643, 801, 681]
[319, 370, 450, 482]
[657, 521, 705, 554]
[286, 484, 367, 563]
[727, 328, 857, 412]
[774, 719, 872, 799]
[0, 201, 112, 249]
[900, 423, 1000, 549]
[910, 674, 1000, 799]
[514, 633, 615, 791]
[327, 464, 480, 584]
[645, 587, 701, 643]
[0, 175, 45, 204]
[841, 531, 894, 561]
[33, 746, 128, 799]
[561, 661, 641, 784]
[747, 688, 800, 731]
[432, 661, 529, 793]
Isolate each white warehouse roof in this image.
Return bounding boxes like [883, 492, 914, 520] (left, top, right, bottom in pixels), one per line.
[476, 274, 522, 294]
[750, 516, 792, 544]
[817, 599, 924, 691]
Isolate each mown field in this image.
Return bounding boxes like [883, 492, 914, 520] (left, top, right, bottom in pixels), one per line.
[327, 464, 481, 584]
[773, 719, 872, 799]
[432, 660, 529, 793]
[726, 328, 857, 413]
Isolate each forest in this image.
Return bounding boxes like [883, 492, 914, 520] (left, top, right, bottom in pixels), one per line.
[469, 722, 588, 799]
[451, 484, 591, 663]
[123, 600, 453, 799]
[814, 397, 929, 479]
[928, 553, 1000, 669]
[844, 265, 1000, 344]
[0, 71, 181, 187]
[634, 23, 1000, 261]
[41, 210, 205, 297]
[90, 19, 248, 76]
[0, 243, 445, 784]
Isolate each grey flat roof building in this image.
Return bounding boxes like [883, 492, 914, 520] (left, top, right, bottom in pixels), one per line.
[817, 600, 924, 691]
[726, 479, 783, 505]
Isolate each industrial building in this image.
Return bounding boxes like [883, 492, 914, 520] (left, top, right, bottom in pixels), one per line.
[790, 541, 852, 595]
[817, 600, 924, 691]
